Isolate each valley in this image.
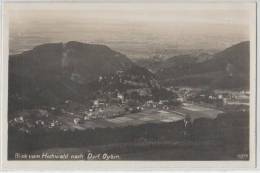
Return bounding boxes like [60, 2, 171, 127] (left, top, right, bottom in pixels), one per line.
[8, 41, 250, 160]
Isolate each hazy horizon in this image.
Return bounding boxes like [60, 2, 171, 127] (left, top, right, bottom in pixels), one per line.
[7, 2, 253, 59]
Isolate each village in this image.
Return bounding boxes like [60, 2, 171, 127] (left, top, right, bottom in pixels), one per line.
[9, 81, 249, 134]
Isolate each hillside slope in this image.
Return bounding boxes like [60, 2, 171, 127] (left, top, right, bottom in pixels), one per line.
[8, 41, 155, 111]
[156, 41, 250, 89]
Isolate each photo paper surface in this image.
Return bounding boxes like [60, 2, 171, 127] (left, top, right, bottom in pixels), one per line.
[0, 0, 257, 170]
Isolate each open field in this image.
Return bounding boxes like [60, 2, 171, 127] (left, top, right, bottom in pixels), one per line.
[177, 103, 223, 121]
[58, 103, 223, 130]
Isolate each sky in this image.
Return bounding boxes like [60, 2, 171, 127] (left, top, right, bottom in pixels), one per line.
[6, 1, 255, 59]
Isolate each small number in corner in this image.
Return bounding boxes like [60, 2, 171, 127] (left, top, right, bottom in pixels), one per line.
[237, 154, 249, 160]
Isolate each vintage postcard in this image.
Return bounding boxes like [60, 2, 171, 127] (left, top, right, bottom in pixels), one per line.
[0, 0, 257, 170]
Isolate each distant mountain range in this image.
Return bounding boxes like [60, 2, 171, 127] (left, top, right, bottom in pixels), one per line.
[8, 41, 250, 112]
[137, 41, 250, 90]
[136, 53, 213, 73]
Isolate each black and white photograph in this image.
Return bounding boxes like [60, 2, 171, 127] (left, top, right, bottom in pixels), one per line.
[1, 0, 257, 167]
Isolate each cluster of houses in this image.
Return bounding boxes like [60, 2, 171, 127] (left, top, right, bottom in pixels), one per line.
[69, 85, 182, 125]
[170, 87, 250, 108]
[62, 96, 127, 126]
[98, 70, 150, 87]
[144, 100, 169, 110]
[9, 108, 64, 133]
[215, 90, 250, 106]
